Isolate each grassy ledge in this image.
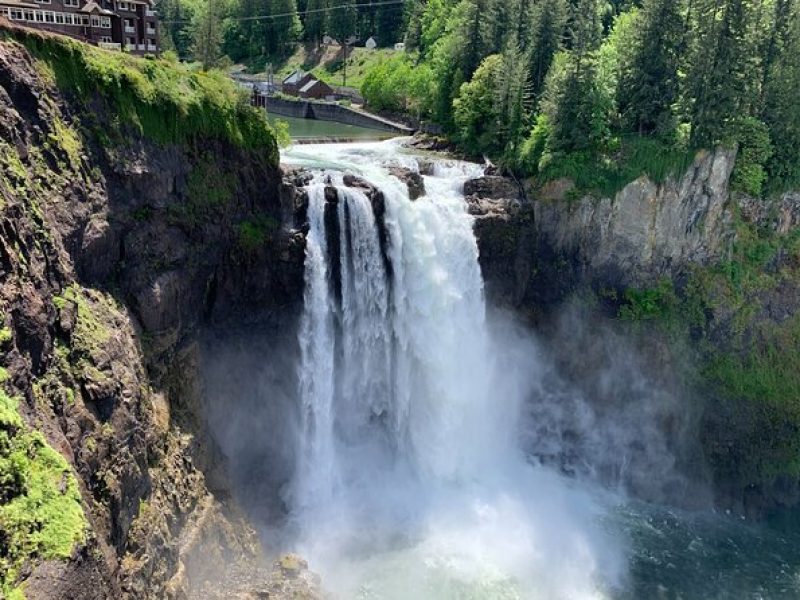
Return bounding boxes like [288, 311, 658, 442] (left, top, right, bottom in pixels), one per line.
[0, 23, 279, 156]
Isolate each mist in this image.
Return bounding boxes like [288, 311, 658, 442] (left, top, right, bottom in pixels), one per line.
[196, 141, 717, 599]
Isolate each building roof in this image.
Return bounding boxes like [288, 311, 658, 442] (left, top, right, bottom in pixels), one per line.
[283, 70, 305, 85]
[0, 0, 40, 8]
[299, 79, 332, 94]
[80, 0, 115, 14]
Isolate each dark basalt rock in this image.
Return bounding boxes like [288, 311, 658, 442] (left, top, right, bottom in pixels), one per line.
[388, 166, 426, 200]
[464, 175, 520, 200]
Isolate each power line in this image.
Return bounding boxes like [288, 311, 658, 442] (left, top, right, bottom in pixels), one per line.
[162, 0, 408, 25]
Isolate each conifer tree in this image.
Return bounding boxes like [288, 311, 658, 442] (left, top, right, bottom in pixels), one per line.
[763, 3, 800, 188]
[688, 0, 759, 146]
[305, 0, 328, 45]
[528, 0, 568, 96]
[190, 0, 224, 69]
[617, 0, 684, 136]
[329, 0, 358, 43]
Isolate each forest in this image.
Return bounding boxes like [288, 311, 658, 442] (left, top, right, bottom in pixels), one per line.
[158, 0, 799, 197]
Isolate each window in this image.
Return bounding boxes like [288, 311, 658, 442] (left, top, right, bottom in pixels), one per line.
[101, 16, 110, 27]
[24, 10, 35, 20]
[127, 37, 134, 44]
[64, 0, 80, 6]
[100, 35, 112, 42]
[90, 15, 100, 26]
[35, 0, 51, 4]
[11, 8, 24, 19]
[55, 13, 64, 23]
[118, 1, 128, 9]
[33, 10, 44, 21]
[44, 11, 55, 22]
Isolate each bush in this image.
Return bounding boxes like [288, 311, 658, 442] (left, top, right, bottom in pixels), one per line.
[727, 117, 773, 197]
[361, 54, 435, 118]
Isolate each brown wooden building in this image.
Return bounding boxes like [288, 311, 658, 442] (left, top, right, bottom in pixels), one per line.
[298, 78, 334, 100]
[0, 0, 159, 54]
[282, 70, 315, 96]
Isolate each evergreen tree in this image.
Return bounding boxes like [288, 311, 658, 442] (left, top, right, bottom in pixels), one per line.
[495, 38, 533, 161]
[545, 0, 610, 152]
[328, 0, 358, 43]
[305, 0, 328, 44]
[617, 0, 684, 136]
[763, 3, 800, 188]
[688, 0, 759, 146]
[191, 0, 224, 68]
[528, 0, 568, 96]
[269, 0, 303, 56]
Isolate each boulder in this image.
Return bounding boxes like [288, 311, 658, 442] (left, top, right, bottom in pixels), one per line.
[389, 166, 426, 200]
[464, 176, 520, 200]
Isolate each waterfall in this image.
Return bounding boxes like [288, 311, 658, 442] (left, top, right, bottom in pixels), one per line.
[289, 142, 625, 600]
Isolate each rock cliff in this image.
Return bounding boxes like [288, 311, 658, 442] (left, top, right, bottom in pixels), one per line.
[0, 25, 308, 598]
[466, 148, 800, 517]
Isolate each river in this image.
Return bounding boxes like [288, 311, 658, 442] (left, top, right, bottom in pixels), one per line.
[276, 139, 800, 600]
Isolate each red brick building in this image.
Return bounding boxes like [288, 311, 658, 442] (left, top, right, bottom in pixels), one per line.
[0, 0, 159, 54]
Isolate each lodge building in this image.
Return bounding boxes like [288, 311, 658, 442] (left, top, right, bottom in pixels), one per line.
[0, 0, 159, 54]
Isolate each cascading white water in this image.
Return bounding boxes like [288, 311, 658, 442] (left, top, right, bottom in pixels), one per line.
[288, 141, 626, 599]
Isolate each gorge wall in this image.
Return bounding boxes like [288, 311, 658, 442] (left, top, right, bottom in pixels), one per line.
[0, 24, 309, 599]
[468, 148, 800, 517]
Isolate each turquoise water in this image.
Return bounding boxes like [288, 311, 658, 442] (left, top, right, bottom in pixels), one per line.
[618, 503, 800, 599]
[268, 114, 395, 141]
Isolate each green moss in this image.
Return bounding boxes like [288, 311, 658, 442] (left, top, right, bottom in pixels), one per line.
[48, 118, 83, 167]
[55, 286, 110, 354]
[0, 367, 9, 384]
[237, 215, 278, 252]
[1, 30, 279, 156]
[0, 392, 87, 597]
[186, 159, 235, 209]
[0, 328, 11, 345]
[53, 286, 113, 385]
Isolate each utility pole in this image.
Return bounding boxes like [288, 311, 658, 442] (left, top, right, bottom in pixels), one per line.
[343, 40, 348, 88]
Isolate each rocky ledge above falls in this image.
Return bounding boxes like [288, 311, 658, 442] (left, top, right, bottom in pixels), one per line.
[466, 148, 741, 307]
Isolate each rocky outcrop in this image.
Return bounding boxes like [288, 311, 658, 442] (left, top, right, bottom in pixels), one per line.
[736, 191, 800, 235]
[0, 33, 306, 598]
[468, 148, 738, 308]
[388, 166, 425, 200]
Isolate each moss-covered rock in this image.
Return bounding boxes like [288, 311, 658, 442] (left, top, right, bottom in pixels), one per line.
[0, 392, 87, 599]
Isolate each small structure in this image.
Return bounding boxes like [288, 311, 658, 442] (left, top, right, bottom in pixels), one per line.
[282, 70, 316, 96]
[394, 42, 405, 51]
[322, 34, 335, 46]
[365, 36, 377, 50]
[298, 78, 334, 100]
